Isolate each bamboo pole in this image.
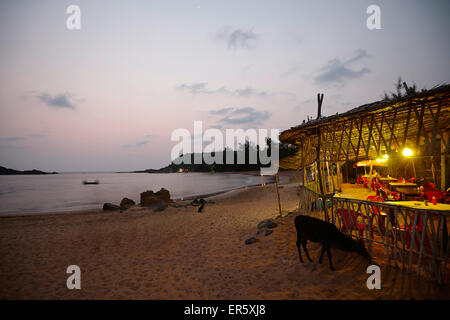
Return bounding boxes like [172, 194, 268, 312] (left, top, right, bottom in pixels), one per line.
[316, 93, 325, 195]
[303, 166, 307, 186]
[431, 157, 438, 187]
[336, 162, 342, 192]
[275, 173, 282, 218]
[326, 158, 335, 192]
[442, 132, 448, 192]
[368, 160, 374, 193]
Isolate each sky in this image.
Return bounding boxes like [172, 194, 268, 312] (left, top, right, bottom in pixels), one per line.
[0, 0, 449, 172]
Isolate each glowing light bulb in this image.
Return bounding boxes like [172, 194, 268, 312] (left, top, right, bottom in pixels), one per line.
[402, 148, 413, 157]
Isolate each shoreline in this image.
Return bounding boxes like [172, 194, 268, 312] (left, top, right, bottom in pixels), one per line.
[0, 171, 294, 218]
[1, 175, 447, 299]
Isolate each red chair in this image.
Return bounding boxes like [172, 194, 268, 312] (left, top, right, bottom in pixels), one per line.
[361, 177, 369, 189]
[423, 182, 436, 190]
[415, 190, 445, 203]
[359, 196, 386, 238]
[337, 208, 359, 234]
[367, 195, 384, 203]
[370, 179, 379, 191]
[379, 187, 400, 201]
[394, 213, 431, 249]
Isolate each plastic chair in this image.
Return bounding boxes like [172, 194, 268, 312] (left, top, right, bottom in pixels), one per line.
[359, 196, 386, 238]
[337, 208, 359, 234]
[415, 190, 445, 203]
[394, 212, 431, 249]
[361, 177, 369, 189]
[423, 182, 435, 190]
[379, 187, 399, 201]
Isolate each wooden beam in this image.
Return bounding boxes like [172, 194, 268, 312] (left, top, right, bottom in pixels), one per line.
[428, 102, 442, 155]
[345, 119, 354, 161]
[387, 108, 398, 151]
[355, 117, 364, 160]
[317, 93, 324, 119]
[442, 132, 448, 192]
[337, 124, 345, 161]
[336, 162, 342, 192]
[402, 105, 412, 149]
[366, 114, 375, 159]
[415, 104, 425, 148]
[275, 173, 282, 217]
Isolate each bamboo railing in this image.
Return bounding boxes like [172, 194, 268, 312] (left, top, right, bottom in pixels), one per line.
[297, 186, 449, 284]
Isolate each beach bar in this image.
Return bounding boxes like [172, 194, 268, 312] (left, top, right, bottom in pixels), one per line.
[279, 85, 450, 284]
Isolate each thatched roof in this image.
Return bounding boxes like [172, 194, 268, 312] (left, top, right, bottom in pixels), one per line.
[280, 84, 450, 144]
[279, 84, 450, 170]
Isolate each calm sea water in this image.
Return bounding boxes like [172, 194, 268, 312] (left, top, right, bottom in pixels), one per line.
[0, 172, 271, 214]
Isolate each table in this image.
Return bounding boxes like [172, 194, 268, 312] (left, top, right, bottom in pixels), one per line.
[389, 182, 417, 187]
[379, 177, 398, 183]
[388, 182, 418, 199]
[384, 201, 450, 211]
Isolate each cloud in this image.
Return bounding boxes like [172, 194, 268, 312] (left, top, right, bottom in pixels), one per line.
[216, 27, 258, 49]
[209, 107, 234, 115]
[176, 82, 268, 97]
[0, 133, 44, 143]
[209, 107, 271, 127]
[136, 140, 149, 146]
[208, 124, 224, 130]
[0, 144, 21, 150]
[121, 135, 153, 148]
[176, 82, 209, 94]
[0, 137, 26, 142]
[36, 93, 76, 109]
[315, 49, 370, 85]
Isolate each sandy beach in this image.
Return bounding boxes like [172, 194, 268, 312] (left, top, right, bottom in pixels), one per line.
[0, 172, 449, 300]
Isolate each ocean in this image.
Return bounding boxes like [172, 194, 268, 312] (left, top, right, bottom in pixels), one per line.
[0, 172, 272, 214]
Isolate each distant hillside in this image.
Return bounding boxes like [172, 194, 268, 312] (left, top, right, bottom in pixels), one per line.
[0, 166, 58, 175]
[133, 140, 298, 174]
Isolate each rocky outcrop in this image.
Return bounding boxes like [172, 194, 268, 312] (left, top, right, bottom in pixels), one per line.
[155, 188, 171, 203]
[151, 200, 168, 212]
[103, 203, 120, 211]
[140, 188, 172, 211]
[0, 166, 58, 175]
[245, 237, 259, 245]
[140, 190, 158, 207]
[257, 219, 278, 230]
[120, 198, 135, 210]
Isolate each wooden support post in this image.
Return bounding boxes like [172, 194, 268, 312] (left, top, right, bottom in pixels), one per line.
[316, 93, 325, 195]
[317, 93, 324, 119]
[368, 160, 373, 193]
[442, 132, 448, 192]
[336, 162, 342, 192]
[431, 158, 438, 187]
[275, 173, 282, 218]
[303, 166, 307, 186]
[326, 158, 335, 192]
[320, 161, 327, 194]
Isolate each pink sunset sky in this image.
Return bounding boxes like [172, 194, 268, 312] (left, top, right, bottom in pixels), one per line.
[0, 0, 449, 171]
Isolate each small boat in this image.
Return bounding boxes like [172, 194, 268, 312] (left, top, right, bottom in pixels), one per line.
[83, 180, 99, 185]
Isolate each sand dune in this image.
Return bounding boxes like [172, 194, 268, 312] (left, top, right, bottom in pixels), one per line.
[0, 172, 449, 299]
